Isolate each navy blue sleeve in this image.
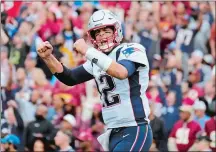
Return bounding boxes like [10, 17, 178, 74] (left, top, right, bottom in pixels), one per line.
[54, 65, 94, 86]
[118, 59, 137, 77]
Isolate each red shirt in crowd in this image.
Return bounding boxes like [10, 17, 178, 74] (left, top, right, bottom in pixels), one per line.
[169, 120, 201, 151]
[52, 81, 86, 106]
[2, 1, 22, 17]
[146, 91, 162, 103]
[38, 19, 61, 41]
[205, 117, 216, 152]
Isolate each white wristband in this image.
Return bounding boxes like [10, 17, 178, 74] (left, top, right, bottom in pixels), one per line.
[85, 47, 112, 71]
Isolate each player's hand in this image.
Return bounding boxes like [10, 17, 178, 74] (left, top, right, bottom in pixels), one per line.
[73, 39, 88, 55]
[37, 41, 53, 59]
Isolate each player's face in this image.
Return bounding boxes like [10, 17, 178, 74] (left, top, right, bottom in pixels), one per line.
[94, 27, 114, 52]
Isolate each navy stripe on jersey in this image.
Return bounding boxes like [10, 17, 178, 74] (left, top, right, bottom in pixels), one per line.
[118, 60, 136, 77]
[128, 71, 147, 124]
[116, 47, 123, 61]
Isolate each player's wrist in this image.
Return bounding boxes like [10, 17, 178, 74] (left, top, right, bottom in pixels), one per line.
[85, 47, 112, 71]
[41, 54, 53, 60]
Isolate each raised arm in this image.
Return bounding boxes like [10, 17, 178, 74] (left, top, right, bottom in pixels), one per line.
[37, 41, 63, 73]
[37, 41, 93, 86]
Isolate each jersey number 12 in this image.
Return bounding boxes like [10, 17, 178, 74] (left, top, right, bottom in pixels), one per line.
[98, 75, 121, 107]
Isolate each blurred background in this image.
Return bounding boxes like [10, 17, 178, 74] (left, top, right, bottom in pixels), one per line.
[0, 1, 215, 152]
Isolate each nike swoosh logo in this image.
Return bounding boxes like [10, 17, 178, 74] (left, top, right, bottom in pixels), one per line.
[123, 134, 129, 138]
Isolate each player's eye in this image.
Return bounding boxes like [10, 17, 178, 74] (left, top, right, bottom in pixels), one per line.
[95, 32, 99, 37]
[95, 30, 101, 36]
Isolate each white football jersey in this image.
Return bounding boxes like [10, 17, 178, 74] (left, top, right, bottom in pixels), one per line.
[83, 43, 150, 128]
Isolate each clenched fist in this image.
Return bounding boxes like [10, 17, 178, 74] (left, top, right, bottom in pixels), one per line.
[37, 41, 53, 59]
[73, 39, 89, 55]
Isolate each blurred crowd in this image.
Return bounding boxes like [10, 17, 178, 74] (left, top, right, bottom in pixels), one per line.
[1, 1, 215, 152]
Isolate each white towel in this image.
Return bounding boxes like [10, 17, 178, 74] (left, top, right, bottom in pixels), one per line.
[97, 129, 112, 151]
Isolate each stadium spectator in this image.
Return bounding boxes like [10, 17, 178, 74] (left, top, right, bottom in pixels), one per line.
[2, 105, 24, 150]
[168, 105, 201, 151]
[13, 67, 31, 93]
[161, 91, 180, 136]
[38, 9, 61, 41]
[61, 18, 78, 51]
[175, 13, 202, 81]
[60, 114, 76, 131]
[13, 68, 38, 125]
[76, 130, 94, 152]
[199, 79, 216, 117]
[24, 52, 38, 84]
[24, 104, 54, 151]
[157, 2, 176, 56]
[193, 100, 210, 130]
[54, 130, 75, 151]
[32, 137, 48, 152]
[1, 134, 21, 152]
[199, 2, 214, 25]
[131, 4, 161, 68]
[149, 102, 167, 151]
[8, 33, 30, 68]
[188, 49, 212, 88]
[50, 94, 65, 127]
[59, 114, 78, 149]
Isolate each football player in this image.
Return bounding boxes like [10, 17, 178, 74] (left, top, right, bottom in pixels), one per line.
[37, 9, 152, 151]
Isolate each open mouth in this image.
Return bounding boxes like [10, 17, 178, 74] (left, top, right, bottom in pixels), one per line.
[99, 39, 108, 46]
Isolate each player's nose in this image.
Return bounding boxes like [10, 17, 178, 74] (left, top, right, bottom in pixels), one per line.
[98, 30, 105, 37]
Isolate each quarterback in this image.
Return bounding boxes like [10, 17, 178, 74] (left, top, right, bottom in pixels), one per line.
[37, 9, 152, 151]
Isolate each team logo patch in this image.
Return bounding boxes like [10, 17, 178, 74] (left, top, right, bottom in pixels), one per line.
[122, 47, 140, 57]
